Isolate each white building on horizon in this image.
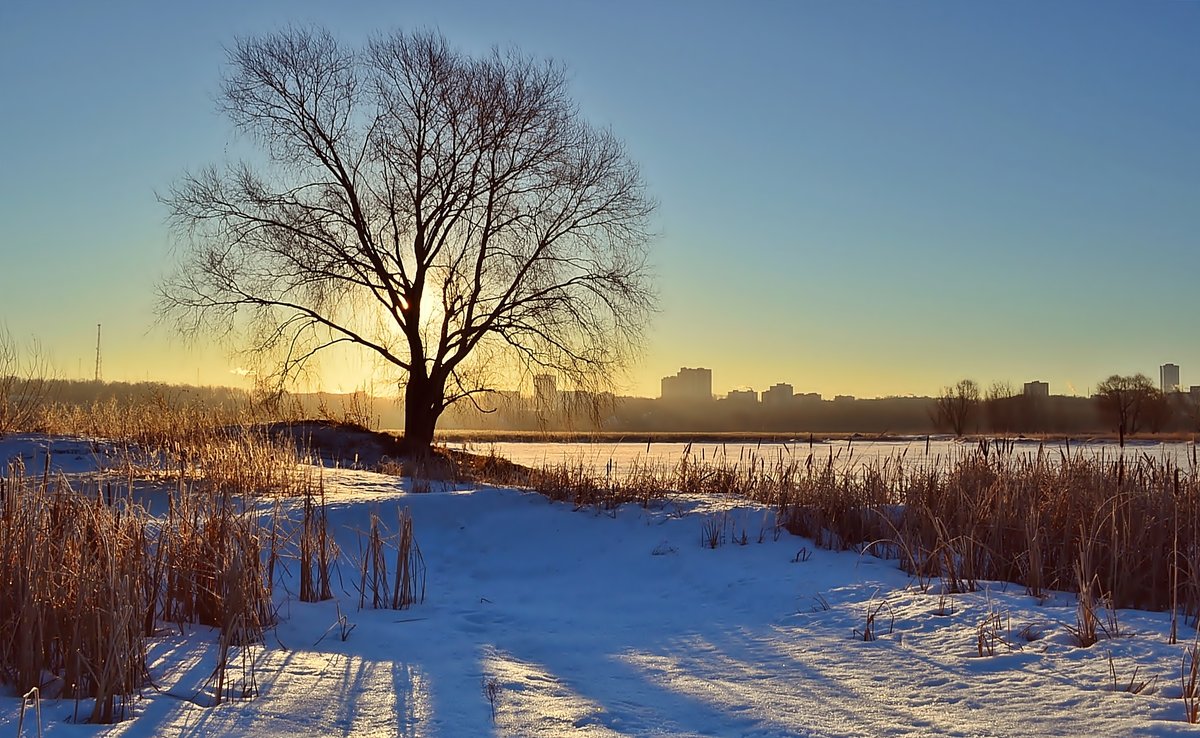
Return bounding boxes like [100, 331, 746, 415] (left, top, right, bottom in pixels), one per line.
[1161, 363, 1180, 394]
[1023, 381, 1049, 398]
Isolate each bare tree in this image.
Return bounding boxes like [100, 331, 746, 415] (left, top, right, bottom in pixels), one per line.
[983, 380, 1017, 434]
[933, 379, 980, 437]
[0, 326, 52, 437]
[1177, 392, 1200, 434]
[160, 28, 655, 455]
[1094, 373, 1159, 446]
[1142, 388, 1173, 434]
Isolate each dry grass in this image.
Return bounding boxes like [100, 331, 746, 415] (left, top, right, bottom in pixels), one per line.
[37, 395, 254, 449]
[393, 507, 426, 610]
[16, 687, 42, 738]
[700, 512, 730, 549]
[0, 394, 451, 722]
[354, 508, 425, 611]
[1107, 652, 1157, 695]
[32, 395, 313, 501]
[854, 597, 895, 642]
[153, 483, 273, 638]
[0, 468, 148, 722]
[1185, 642, 1200, 724]
[479, 444, 1200, 623]
[297, 469, 336, 603]
[7, 389, 1198, 722]
[0, 413, 280, 720]
[976, 610, 1013, 657]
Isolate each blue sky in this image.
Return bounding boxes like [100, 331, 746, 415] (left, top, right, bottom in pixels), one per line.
[1, 1, 1196, 398]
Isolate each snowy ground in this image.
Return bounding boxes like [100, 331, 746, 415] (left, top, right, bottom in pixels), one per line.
[2, 434, 1199, 737]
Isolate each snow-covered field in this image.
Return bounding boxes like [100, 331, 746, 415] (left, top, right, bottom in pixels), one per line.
[2, 434, 1199, 737]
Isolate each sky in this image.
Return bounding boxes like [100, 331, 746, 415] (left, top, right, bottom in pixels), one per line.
[1, 0, 1197, 400]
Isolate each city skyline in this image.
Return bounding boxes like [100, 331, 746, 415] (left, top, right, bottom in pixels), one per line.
[2, 2, 1196, 401]
[8, 341, 1195, 403]
[645, 363, 1196, 403]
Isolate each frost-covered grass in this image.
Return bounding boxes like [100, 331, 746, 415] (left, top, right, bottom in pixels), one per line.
[2, 433, 1200, 736]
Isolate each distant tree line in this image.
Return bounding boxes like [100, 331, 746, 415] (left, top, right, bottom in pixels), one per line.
[6, 373, 1198, 439]
[440, 374, 1200, 438]
[929, 374, 1197, 443]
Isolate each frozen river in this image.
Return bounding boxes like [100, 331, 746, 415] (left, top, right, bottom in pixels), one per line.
[450, 436, 1198, 476]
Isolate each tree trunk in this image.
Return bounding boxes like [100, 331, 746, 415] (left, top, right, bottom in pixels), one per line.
[399, 375, 443, 457]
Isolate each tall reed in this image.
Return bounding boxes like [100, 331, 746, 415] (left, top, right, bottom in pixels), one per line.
[1, 451, 278, 720]
[507, 444, 1200, 618]
[0, 467, 147, 723]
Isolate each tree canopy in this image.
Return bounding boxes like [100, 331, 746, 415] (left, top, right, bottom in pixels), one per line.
[1094, 373, 1162, 446]
[160, 28, 656, 453]
[933, 379, 980, 437]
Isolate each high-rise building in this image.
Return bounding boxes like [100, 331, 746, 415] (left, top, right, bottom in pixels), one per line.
[1161, 363, 1181, 394]
[761, 382, 794, 406]
[533, 374, 557, 406]
[1023, 381, 1049, 398]
[660, 367, 713, 403]
[725, 388, 758, 405]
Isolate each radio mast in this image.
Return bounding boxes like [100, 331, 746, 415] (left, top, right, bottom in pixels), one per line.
[94, 323, 102, 382]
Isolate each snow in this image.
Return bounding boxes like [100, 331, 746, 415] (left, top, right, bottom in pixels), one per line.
[2, 434, 1199, 737]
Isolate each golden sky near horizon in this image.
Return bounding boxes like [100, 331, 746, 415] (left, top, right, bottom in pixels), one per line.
[2, 2, 1196, 401]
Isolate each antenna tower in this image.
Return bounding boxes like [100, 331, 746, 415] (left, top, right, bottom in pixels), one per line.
[94, 323, 102, 382]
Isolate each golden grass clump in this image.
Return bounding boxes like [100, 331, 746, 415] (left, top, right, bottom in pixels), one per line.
[0, 453, 278, 721]
[355, 507, 425, 611]
[297, 468, 337, 603]
[0, 467, 148, 723]
[154, 484, 274, 639]
[33, 392, 310, 499]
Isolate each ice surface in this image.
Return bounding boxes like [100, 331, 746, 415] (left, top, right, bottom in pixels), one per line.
[450, 437, 1197, 476]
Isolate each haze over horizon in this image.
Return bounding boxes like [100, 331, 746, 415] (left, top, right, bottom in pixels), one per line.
[2, 1, 1196, 401]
